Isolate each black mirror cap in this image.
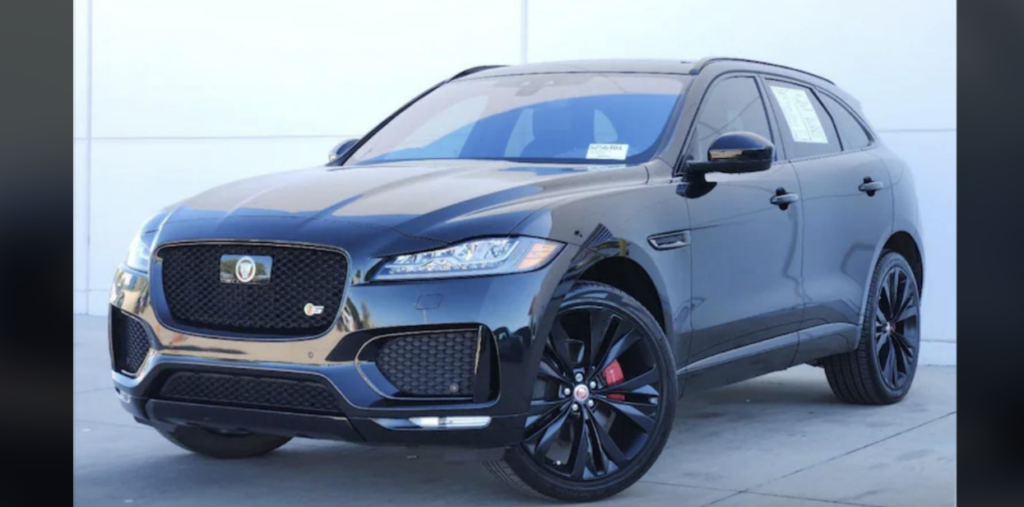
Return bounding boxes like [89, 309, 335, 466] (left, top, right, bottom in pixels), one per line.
[328, 138, 360, 164]
[688, 131, 774, 175]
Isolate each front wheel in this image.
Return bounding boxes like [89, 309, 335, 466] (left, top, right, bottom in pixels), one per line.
[486, 282, 677, 502]
[824, 251, 921, 404]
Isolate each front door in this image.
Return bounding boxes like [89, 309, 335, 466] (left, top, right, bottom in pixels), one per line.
[681, 75, 805, 388]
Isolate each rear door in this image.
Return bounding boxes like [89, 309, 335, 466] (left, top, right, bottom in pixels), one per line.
[762, 78, 893, 362]
[682, 75, 805, 387]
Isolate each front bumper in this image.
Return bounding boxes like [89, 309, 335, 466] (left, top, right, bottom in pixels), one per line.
[109, 242, 577, 448]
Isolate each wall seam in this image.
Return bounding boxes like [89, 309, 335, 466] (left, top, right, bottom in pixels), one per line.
[83, 0, 94, 314]
[876, 128, 957, 133]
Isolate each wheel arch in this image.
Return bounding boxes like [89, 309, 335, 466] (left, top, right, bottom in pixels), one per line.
[883, 231, 924, 294]
[576, 256, 667, 335]
[852, 229, 925, 353]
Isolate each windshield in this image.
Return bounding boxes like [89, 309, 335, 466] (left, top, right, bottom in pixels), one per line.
[344, 73, 691, 166]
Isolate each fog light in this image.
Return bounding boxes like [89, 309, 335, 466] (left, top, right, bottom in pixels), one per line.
[409, 416, 491, 429]
[114, 389, 131, 404]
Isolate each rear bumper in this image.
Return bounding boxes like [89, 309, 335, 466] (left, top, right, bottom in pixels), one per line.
[108, 241, 578, 448]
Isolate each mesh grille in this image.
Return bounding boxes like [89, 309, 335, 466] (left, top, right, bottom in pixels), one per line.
[112, 311, 151, 374]
[159, 244, 347, 337]
[158, 372, 344, 414]
[376, 330, 479, 397]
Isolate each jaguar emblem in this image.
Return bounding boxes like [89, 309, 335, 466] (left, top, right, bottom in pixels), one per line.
[220, 254, 273, 284]
[235, 256, 257, 283]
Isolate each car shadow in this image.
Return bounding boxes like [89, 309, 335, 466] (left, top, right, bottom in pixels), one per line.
[77, 367, 863, 505]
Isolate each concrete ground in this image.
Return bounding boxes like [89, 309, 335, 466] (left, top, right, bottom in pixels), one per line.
[74, 315, 956, 507]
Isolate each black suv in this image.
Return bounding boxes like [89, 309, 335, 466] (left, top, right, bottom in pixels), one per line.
[110, 58, 924, 501]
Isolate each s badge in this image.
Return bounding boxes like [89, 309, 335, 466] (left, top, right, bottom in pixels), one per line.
[304, 303, 324, 317]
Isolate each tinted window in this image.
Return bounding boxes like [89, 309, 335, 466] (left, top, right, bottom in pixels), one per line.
[345, 74, 690, 166]
[820, 94, 871, 150]
[765, 80, 840, 159]
[688, 77, 773, 162]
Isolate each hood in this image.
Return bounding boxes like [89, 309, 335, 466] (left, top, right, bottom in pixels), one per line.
[164, 159, 647, 244]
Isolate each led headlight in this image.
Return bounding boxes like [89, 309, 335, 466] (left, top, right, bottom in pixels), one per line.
[373, 237, 563, 280]
[125, 229, 157, 273]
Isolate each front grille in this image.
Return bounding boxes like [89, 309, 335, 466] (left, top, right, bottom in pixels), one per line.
[158, 371, 344, 414]
[376, 330, 479, 397]
[111, 310, 151, 374]
[159, 244, 347, 338]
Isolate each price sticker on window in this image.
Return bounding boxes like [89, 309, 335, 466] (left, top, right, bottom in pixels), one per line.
[771, 86, 828, 144]
[586, 143, 629, 160]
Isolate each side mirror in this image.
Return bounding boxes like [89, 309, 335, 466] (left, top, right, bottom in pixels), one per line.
[328, 138, 359, 164]
[687, 132, 774, 175]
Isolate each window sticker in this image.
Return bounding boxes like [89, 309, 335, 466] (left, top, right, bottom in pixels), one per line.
[770, 86, 828, 144]
[586, 143, 629, 160]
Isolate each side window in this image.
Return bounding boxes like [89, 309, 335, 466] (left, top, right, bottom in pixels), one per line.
[688, 77, 773, 162]
[765, 80, 840, 159]
[819, 94, 871, 150]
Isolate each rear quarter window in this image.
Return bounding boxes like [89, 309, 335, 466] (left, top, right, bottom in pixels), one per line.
[820, 94, 872, 150]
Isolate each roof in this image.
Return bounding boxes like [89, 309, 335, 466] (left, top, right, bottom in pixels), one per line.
[456, 58, 834, 86]
[462, 59, 697, 79]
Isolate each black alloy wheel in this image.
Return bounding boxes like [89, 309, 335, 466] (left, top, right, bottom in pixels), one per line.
[874, 264, 920, 390]
[824, 251, 921, 405]
[487, 282, 676, 502]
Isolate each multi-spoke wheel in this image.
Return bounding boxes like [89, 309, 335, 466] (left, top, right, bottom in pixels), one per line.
[825, 252, 921, 405]
[486, 282, 677, 502]
[874, 263, 920, 390]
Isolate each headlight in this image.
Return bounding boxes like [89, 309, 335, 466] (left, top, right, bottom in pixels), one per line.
[372, 237, 563, 280]
[125, 229, 157, 273]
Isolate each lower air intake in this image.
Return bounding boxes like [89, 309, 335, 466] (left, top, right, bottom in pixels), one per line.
[111, 310, 152, 375]
[375, 330, 480, 397]
[158, 371, 344, 414]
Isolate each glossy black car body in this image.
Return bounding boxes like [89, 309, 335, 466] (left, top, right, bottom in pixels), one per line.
[110, 58, 923, 498]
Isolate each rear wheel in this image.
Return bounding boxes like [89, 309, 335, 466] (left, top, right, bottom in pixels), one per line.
[824, 251, 921, 404]
[157, 425, 291, 459]
[486, 282, 677, 502]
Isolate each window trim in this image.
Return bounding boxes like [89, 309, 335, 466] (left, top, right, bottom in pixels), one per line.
[675, 72, 781, 176]
[816, 89, 877, 153]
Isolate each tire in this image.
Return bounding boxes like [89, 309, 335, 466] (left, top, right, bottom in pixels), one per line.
[824, 251, 921, 405]
[486, 282, 677, 502]
[157, 425, 291, 459]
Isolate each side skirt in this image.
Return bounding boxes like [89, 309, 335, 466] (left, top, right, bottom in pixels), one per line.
[678, 322, 858, 395]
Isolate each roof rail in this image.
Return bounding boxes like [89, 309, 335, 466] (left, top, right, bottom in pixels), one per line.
[689, 57, 834, 84]
[447, 65, 506, 82]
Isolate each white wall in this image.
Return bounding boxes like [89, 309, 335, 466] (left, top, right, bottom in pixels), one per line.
[73, 0, 955, 364]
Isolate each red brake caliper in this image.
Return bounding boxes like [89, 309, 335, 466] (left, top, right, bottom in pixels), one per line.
[602, 359, 626, 401]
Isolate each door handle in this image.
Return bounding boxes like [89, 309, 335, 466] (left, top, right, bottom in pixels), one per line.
[859, 177, 885, 196]
[770, 187, 799, 210]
